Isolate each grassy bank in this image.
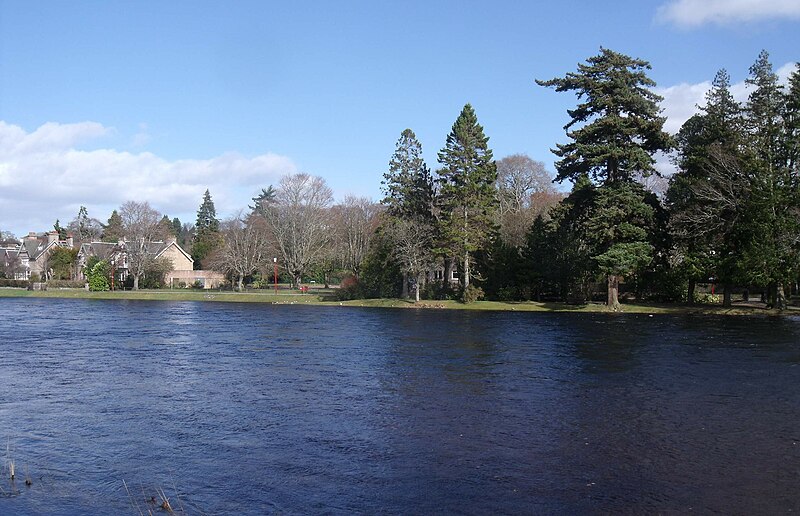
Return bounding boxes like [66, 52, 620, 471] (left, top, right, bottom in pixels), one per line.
[1, 287, 796, 315]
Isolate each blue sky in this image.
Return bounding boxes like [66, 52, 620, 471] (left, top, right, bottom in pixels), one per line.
[1, 0, 799, 236]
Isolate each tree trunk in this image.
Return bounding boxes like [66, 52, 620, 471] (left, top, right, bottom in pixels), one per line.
[237, 273, 244, 292]
[401, 271, 409, 299]
[687, 278, 696, 305]
[776, 281, 787, 311]
[444, 258, 454, 290]
[294, 274, 302, 289]
[463, 253, 470, 289]
[607, 274, 620, 311]
[414, 274, 421, 303]
[133, 274, 140, 290]
[324, 271, 330, 289]
[723, 283, 732, 307]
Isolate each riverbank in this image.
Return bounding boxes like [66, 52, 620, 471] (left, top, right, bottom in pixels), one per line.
[1, 287, 797, 315]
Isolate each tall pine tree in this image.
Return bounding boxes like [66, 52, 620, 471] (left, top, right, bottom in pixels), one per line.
[382, 129, 436, 299]
[537, 48, 672, 309]
[192, 189, 221, 269]
[437, 104, 497, 291]
[667, 69, 745, 304]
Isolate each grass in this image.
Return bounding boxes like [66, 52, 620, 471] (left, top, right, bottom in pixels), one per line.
[2, 287, 797, 315]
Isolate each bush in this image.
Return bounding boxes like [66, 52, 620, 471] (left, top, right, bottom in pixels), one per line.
[0, 278, 28, 288]
[336, 275, 361, 301]
[461, 285, 485, 304]
[86, 260, 110, 291]
[47, 279, 85, 289]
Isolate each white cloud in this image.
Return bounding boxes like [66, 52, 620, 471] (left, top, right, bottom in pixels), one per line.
[657, 0, 800, 27]
[653, 61, 797, 176]
[656, 61, 796, 136]
[0, 121, 297, 237]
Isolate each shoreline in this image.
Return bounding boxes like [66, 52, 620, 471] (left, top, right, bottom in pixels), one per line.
[1, 287, 797, 315]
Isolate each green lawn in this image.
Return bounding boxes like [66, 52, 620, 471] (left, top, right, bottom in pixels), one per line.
[1, 287, 795, 315]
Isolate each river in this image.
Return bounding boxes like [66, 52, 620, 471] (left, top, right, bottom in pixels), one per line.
[1, 298, 799, 514]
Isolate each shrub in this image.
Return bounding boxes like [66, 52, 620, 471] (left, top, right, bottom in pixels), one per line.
[461, 285, 485, 304]
[336, 275, 361, 301]
[86, 260, 110, 291]
[0, 278, 28, 288]
[47, 280, 86, 289]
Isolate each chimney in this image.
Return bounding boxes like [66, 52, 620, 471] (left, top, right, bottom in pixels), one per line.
[47, 231, 58, 245]
[66, 236, 74, 248]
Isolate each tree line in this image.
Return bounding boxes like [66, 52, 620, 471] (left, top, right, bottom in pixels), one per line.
[2, 47, 798, 307]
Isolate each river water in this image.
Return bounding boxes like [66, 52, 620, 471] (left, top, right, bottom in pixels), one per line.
[1, 298, 799, 514]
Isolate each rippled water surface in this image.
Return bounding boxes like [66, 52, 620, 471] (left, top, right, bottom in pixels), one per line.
[1, 298, 800, 514]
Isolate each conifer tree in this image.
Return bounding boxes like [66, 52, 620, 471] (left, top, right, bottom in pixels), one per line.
[536, 47, 672, 186]
[192, 189, 221, 269]
[739, 51, 796, 308]
[437, 104, 497, 291]
[537, 48, 672, 309]
[668, 69, 745, 304]
[102, 210, 124, 242]
[382, 129, 436, 298]
[383, 129, 435, 221]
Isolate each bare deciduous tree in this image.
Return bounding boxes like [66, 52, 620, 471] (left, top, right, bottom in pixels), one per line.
[496, 154, 559, 246]
[211, 214, 271, 291]
[259, 173, 333, 287]
[333, 196, 382, 278]
[119, 200, 166, 290]
[385, 218, 435, 302]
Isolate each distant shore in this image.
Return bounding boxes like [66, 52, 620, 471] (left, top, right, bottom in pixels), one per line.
[1, 287, 798, 315]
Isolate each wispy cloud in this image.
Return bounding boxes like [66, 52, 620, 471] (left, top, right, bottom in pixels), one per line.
[656, 61, 797, 135]
[657, 0, 800, 27]
[0, 121, 297, 236]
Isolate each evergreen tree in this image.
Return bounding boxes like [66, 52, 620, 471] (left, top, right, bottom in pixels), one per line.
[53, 219, 67, 240]
[668, 70, 745, 303]
[102, 210, 124, 242]
[250, 186, 277, 214]
[192, 189, 221, 269]
[543, 175, 596, 302]
[784, 64, 800, 171]
[383, 129, 435, 221]
[437, 104, 497, 291]
[537, 48, 672, 309]
[382, 128, 436, 298]
[536, 47, 673, 185]
[171, 217, 182, 238]
[739, 51, 796, 308]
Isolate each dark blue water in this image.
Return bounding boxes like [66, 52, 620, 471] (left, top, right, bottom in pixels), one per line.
[1, 298, 800, 514]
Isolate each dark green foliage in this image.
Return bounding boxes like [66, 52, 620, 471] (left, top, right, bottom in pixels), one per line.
[587, 182, 654, 276]
[356, 228, 403, 299]
[192, 189, 222, 269]
[437, 104, 498, 288]
[537, 176, 596, 302]
[460, 284, 484, 304]
[47, 247, 78, 280]
[250, 186, 276, 214]
[53, 219, 67, 240]
[171, 217, 182, 238]
[537, 47, 673, 185]
[383, 129, 435, 221]
[102, 210, 124, 242]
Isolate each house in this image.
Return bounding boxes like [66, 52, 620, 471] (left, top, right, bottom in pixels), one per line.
[1, 232, 75, 280]
[77, 237, 224, 289]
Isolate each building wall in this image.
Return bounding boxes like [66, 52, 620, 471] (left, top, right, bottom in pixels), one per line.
[166, 270, 225, 289]
[160, 244, 193, 272]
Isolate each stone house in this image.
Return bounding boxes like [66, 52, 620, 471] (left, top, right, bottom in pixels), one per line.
[77, 238, 223, 289]
[0, 232, 75, 280]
